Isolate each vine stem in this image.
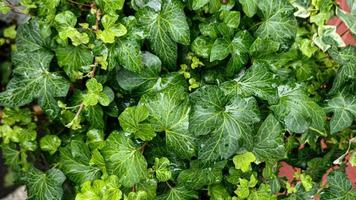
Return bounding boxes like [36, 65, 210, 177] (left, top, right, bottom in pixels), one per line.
[4, 0, 29, 16]
[67, 0, 91, 7]
[140, 142, 148, 154]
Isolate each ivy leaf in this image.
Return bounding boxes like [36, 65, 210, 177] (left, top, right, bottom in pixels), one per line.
[190, 86, 260, 162]
[118, 105, 156, 141]
[83, 78, 112, 107]
[256, 0, 297, 46]
[101, 131, 148, 187]
[59, 140, 102, 184]
[75, 175, 122, 200]
[210, 38, 231, 62]
[84, 105, 105, 130]
[192, 0, 209, 10]
[253, 114, 286, 163]
[40, 135, 61, 155]
[15, 20, 51, 52]
[156, 186, 198, 200]
[177, 161, 226, 190]
[140, 87, 196, 158]
[208, 184, 232, 200]
[99, 0, 125, 14]
[191, 36, 214, 59]
[153, 157, 172, 182]
[325, 94, 356, 134]
[233, 152, 256, 172]
[0, 51, 70, 118]
[25, 168, 66, 200]
[320, 171, 356, 200]
[116, 39, 143, 73]
[55, 11, 89, 46]
[222, 64, 278, 104]
[270, 85, 326, 134]
[239, 0, 258, 17]
[97, 14, 127, 43]
[226, 30, 254, 75]
[55, 45, 94, 80]
[138, 0, 190, 68]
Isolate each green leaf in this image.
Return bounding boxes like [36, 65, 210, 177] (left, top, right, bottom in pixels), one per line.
[140, 87, 196, 158]
[156, 186, 198, 200]
[325, 94, 356, 134]
[59, 140, 102, 184]
[177, 161, 226, 190]
[116, 39, 143, 73]
[226, 30, 254, 75]
[270, 85, 326, 134]
[192, 0, 209, 10]
[208, 184, 232, 200]
[222, 64, 278, 104]
[239, 0, 258, 17]
[16, 20, 50, 52]
[153, 157, 172, 182]
[101, 131, 147, 187]
[75, 175, 122, 200]
[249, 38, 280, 58]
[83, 78, 112, 107]
[100, 0, 125, 14]
[190, 86, 260, 162]
[84, 105, 105, 130]
[320, 171, 356, 200]
[337, 8, 356, 35]
[138, 0, 190, 68]
[222, 11, 240, 29]
[55, 45, 94, 80]
[191, 36, 214, 59]
[54, 11, 77, 28]
[0, 51, 70, 118]
[40, 135, 61, 155]
[119, 105, 156, 141]
[233, 152, 256, 172]
[210, 38, 231, 62]
[97, 14, 127, 43]
[3, 25, 16, 39]
[256, 0, 297, 46]
[253, 114, 285, 163]
[25, 168, 66, 200]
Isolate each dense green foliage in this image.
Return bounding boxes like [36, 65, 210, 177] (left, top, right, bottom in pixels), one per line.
[0, 0, 356, 199]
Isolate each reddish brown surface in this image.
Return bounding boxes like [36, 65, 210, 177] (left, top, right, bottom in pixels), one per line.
[327, 0, 356, 46]
[278, 161, 300, 183]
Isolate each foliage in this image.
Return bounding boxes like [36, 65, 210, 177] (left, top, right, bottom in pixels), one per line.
[0, 0, 355, 199]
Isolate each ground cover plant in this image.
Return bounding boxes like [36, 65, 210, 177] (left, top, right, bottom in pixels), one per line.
[0, 0, 356, 199]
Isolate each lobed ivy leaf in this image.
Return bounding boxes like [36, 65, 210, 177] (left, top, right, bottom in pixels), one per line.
[255, 0, 297, 47]
[222, 64, 278, 104]
[118, 105, 156, 141]
[138, 0, 190, 68]
[190, 86, 260, 162]
[59, 140, 102, 184]
[239, 0, 258, 17]
[177, 160, 226, 190]
[140, 87, 196, 158]
[25, 168, 66, 200]
[325, 93, 356, 134]
[270, 85, 326, 134]
[0, 51, 70, 118]
[253, 114, 286, 163]
[320, 171, 356, 200]
[153, 157, 172, 182]
[156, 186, 198, 200]
[55, 45, 94, 80]
[101, 131, 148, 187]
[192, 0, 209, 10]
